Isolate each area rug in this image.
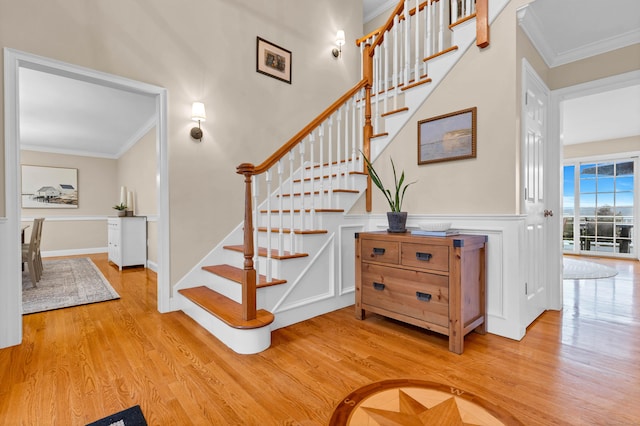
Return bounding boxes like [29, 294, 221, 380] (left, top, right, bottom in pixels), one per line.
[563, 256, 618, 280]
[330, 379, 523, 425]
[86, 405, 147, 426]
[22, 257, 120, 314]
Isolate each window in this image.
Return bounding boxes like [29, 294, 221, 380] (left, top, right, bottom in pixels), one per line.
[563, 159, 635, 256]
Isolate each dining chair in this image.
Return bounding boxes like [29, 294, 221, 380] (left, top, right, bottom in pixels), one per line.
[21, 218, 43, 287]
[33, 218, 44, 280]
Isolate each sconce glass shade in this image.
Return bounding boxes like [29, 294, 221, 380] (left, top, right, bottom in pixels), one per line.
[336, 30, 346, 47]
[191, 102, 206, 122]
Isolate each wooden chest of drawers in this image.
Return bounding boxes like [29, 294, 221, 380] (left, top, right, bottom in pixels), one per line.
[355, 231, 487, 354]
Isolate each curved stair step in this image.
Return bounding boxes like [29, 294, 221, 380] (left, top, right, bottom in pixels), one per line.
[178, 286, 274, 329]
[202, 264, 287, 288]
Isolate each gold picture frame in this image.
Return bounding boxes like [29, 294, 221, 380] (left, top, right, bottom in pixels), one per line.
[418, 107, 477, 165]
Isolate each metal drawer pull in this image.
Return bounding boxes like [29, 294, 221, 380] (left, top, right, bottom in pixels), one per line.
[373, 248, 386, 255]
[416, 252, 432, 261]
[416, 292, 432, 302]
[373, 282, 385, 291]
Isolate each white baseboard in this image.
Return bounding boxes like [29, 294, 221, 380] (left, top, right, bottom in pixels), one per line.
[42, 247, 107, 258]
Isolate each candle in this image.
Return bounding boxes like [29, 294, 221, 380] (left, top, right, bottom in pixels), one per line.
[127, 191, 133, 212]
[120, 186, 127, 205]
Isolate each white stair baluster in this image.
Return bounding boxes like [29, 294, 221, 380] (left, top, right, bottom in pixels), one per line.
[336, 107, 343, 191]
[452, 0, 458, 23]
[404, 0, 410, 84]
[265, 169, 272, 282]
[383, 37, 389, 115]
[393, 15, 399, 110]
[277, 159, 284, 256]
[351, 95, 357, 187]
[344, 102, 350, 189]
[414, 0, 420, 80]
[426, 0, 432, 59]
[438, 0, 444, 52]
[252, 175, 260, 280]
[358, 88, 364, 171]
[299, 140, 306, 231]
[327, 116, 333, 209]
[288, 150, 295, 253]
[318, 124, 325, 209]
[309, 131, 316, 229]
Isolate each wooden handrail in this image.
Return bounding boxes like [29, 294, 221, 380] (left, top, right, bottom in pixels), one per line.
[356, 28, 382, 47]
[368, 0, 405, 53]
[237, 79, 368, 177]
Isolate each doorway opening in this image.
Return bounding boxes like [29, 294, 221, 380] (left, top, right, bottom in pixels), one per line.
[3, 48, 170, 348]
[563, 159, 636, 258]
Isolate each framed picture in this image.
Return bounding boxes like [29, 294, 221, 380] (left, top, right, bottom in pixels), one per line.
[21, 165, 78, 208]
[256, 37, 292, 84]
[418, 107, 477, 165]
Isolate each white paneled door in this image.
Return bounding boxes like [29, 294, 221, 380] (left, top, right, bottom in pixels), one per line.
[522, 59, 554, 327]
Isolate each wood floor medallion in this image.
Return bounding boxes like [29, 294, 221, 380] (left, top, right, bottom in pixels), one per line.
[329, 379, 523, 425]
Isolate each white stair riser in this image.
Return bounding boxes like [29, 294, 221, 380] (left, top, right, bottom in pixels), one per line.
[257, 211, 344, 230]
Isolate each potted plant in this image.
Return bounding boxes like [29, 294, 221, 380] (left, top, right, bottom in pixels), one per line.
[113, 203, 127, 217]
[362, 153, 415, 233]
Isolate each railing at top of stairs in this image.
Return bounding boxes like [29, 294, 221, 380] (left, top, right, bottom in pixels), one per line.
[236, 0, 488, 322]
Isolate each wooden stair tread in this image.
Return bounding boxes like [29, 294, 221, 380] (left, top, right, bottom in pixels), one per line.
[259, 208, 344, 213]
[178, 286, 274, 329]
[293, 170, 366, 182]
[224, 245, 308, 260]
[257, 227, 327, 235]
[202, 264, 286, 287]
[278, 189, 359, 197]
[423, 45, 459, 62]
[306, 157, 359, 169]
[401, 78, 432, 91]
[381, 107, 409, 117]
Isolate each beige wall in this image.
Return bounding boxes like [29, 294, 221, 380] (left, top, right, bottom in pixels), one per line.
[564, 135, 640, 159]
[1, 0, 362, 285]
[548, 44, 640, 90]
[117, 126, 157, 217]
[20, 150, 118, 251]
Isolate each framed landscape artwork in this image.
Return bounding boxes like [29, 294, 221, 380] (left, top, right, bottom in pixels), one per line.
[418, 107, 477, 165]
[256, 37, 292, 84]
[21, 165, 78, 208]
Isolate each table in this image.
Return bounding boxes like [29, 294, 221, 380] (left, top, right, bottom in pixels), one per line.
[355, 231, 487, 354]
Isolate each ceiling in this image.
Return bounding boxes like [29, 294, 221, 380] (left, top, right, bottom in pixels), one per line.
[517, 0, 640, 145]
[18, 1, 640, 158]
[19, 67, 156, 159]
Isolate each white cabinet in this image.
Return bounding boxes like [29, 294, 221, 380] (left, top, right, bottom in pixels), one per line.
[107, 216, 147, 270]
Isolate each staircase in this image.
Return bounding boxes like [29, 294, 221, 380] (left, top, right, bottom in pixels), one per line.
[175, 0, 506, 354]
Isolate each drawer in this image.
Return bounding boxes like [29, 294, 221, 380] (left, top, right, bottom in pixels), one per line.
[401, 242, 449, 272]
[361, 239, 399, 265]
[361, 263, 449, 327]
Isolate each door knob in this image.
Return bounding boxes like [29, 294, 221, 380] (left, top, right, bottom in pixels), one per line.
[544, 209, 553, 217]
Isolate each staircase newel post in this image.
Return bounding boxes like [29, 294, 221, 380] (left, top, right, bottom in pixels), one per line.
[363, 43, 374, 213]
[236, 163, 257, 321]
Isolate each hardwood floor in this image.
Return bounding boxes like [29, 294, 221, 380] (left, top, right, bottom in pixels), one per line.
[1, 254, 639, 425]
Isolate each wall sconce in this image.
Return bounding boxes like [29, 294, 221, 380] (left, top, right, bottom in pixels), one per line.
[332, 30, 345, 58]
[190, 102, 206, 141]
